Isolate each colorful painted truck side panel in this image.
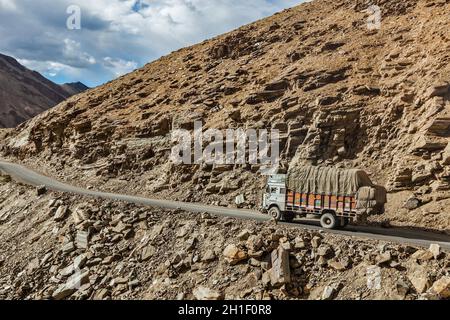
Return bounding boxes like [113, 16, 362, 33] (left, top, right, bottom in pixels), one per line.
[286, 191, 356, 214]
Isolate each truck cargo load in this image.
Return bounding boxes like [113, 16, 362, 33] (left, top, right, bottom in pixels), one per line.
[287, 166, 373, 196]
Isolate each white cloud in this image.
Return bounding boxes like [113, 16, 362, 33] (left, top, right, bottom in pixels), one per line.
[0, 0, 17, 11]
[18, 59, 79, 78]
[1, 0, 302, 86]
[62, 39, 96, 67]
[103, 57, 138, 77]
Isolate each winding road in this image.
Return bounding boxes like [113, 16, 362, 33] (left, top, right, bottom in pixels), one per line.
[1, 160, 449, 251]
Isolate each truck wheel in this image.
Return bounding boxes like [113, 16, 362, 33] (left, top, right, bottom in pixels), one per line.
[268, 206, 282, 221]
[320, 213, 338, 229]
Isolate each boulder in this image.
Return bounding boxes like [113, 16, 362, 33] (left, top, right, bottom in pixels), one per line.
[223, 244, 248, 265]
[52, 271, 90, 300]
[429, 277, 450, 298]
[408, 267, 430, 294]
[411, 249, 434, 262]
[403, 197, 421, 210]
[270, 245, 291, 286]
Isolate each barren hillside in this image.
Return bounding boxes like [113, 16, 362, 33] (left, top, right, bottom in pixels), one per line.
[1, 0, 450, 231]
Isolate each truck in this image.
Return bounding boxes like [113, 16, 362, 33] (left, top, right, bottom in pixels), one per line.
[261, 166, 387, 229]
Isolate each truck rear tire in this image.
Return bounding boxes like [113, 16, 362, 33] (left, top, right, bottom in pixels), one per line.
[268, 206, 282, 221]
[320, 213, 338, 229]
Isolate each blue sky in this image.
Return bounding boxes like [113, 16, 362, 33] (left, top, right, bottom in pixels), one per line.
[0, 0, 302, 87]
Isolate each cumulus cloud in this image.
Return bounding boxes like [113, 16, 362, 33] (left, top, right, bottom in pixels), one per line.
[103, 57, 138, 77]
[1, 0, 301, 87]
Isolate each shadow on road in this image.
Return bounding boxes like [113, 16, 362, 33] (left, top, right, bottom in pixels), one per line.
[291, 219, 450, 243]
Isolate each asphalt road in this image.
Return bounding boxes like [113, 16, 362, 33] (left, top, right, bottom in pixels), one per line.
[1, 160, 449, 251]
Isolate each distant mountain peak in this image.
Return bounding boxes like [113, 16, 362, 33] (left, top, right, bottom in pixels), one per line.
[0, 53, 88, 128]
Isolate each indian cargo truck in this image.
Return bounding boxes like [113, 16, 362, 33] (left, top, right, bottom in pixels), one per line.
[261, 166, 387, 229]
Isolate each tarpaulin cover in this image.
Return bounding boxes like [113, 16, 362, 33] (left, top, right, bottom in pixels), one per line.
[287, 165, 374, 196]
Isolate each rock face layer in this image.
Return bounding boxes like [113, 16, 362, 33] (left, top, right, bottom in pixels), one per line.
[2, 0, 450, 229]
[0, 53, 88, 128]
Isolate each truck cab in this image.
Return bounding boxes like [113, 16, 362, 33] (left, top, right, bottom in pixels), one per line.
[262, 174, 288, 219]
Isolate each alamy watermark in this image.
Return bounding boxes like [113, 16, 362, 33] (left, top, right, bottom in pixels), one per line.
[170, 121, 280, 175]
[66, 5, 81, 30]
[366, 5, 382, 30]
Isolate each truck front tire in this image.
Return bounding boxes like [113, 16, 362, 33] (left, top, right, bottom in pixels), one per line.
[320, 213, 338, 229]
[268, 206, 282, 221]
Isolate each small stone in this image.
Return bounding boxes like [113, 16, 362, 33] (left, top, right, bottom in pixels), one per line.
[201, 249, 216, 262]
[235, 194, 246, 206]
[403, 197, 421, 210]
[193, 286, 223, 300]
[311, 236, 322, 248]
[76, 231, 89, 250]
[54, 206, 69, 222]
[102, 254, 120, 265]
[62, 241, 75, 253]
[261, 271, 271, 287]
[294, 237, 306, 249]
[249, 258, 261, 267]
[317, 245, 333, 257]
[328, 259, 346, 271]
[246, 235, 264, 252]
[52, 271, 89, 300]
[73, 254, 87, 270]
[321, 286, 335, 300]
[141, 245, 156, 261]
[237, 229, 251, 241]
[428, 276, 450, 298]
[396, 280, 410, 298]
[36, 185, 47, 196]
[176, 293, 185, 300]
[317, 256, 328, 266]
[428, 244, 441, 260]
[280, 241, 292, 251]
[366, 266, 382, 290]
[223, 244, 248, 265]
[94, 288, 110, 300]
[411, 249, 434, 262]
[376, 252, 392, 266]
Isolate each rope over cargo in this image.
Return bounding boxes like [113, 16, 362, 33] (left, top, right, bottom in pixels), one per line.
[287, 165, 374, 196]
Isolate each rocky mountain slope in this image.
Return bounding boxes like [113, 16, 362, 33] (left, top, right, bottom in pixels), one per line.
[0, 53, 88, 128]
[1, 0, 450, 231]
[0, 176, 448, 300]
[60, 82, 90, 97]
